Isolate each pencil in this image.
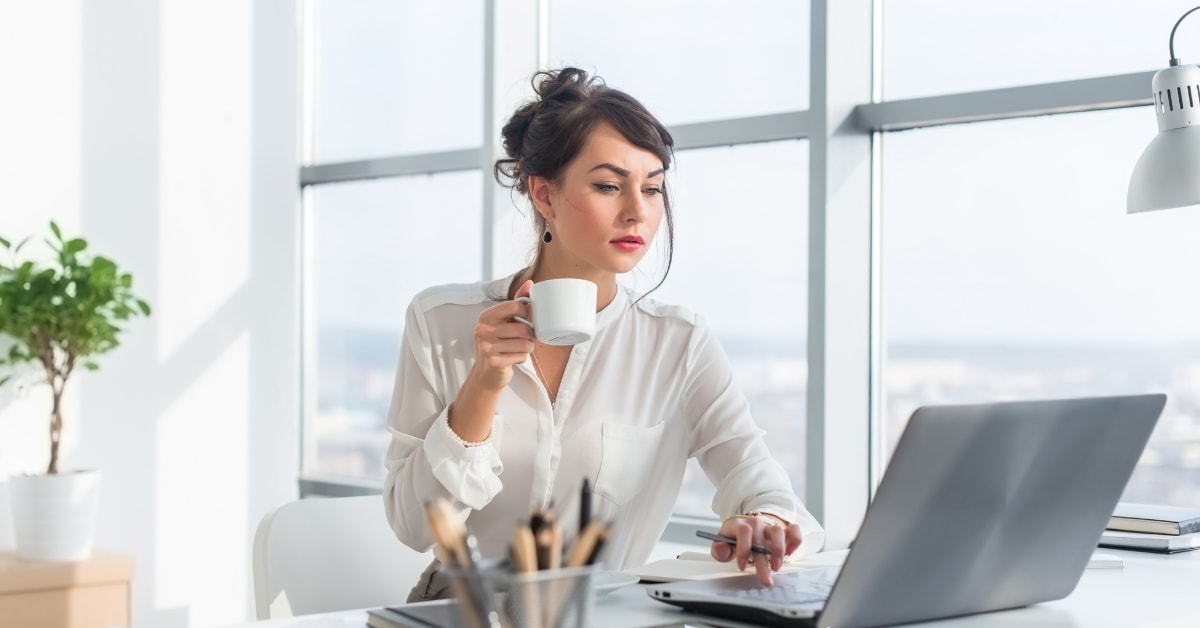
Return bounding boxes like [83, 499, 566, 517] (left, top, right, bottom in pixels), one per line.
[548, 520, 563, 570]
[512, 523, 539, 573]
[566, 520, 608, 568]
[511, 523, 543, 628]
[424, 500, 488, 628]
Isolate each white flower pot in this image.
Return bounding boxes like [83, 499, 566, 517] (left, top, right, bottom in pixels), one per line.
[9, 470, 101, 562]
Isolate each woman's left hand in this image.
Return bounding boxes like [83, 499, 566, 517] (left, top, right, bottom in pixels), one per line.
[709, 515, 803, 586]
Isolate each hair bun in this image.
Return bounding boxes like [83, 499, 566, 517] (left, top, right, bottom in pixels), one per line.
[496, 68, 602, 193]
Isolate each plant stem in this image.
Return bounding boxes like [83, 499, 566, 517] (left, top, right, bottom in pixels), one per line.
[48, 384, 63, 475]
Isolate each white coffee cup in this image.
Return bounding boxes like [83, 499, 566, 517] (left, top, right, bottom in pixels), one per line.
[514, 278, 598, 345]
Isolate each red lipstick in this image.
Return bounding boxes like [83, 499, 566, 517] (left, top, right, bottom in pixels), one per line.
[610, 234, 644, 251]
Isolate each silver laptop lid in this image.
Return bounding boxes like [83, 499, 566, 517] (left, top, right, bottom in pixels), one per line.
[819, 393, 1165, 628]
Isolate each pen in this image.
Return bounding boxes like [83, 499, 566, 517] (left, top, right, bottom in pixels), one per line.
[579, 477, 591, 535]
[695, 530, 771, 555]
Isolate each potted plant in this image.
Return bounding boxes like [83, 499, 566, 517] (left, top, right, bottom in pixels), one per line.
[0, 221, 150, 561]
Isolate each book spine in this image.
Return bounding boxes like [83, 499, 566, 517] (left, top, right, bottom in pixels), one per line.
[1178, 520, 1200, 535]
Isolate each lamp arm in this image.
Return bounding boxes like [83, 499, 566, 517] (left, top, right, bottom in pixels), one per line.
[1169, 5, 1200, 66]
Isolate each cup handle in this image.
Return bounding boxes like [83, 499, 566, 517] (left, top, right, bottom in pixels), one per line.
[513, 296, 534, 329]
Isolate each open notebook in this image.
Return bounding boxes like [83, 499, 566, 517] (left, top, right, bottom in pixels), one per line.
[646, 394, 1164, 628]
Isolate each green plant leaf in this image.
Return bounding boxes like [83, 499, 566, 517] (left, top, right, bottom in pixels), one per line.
[0, 220, 153, 462]
[0, 236, 9, 249]
[0, 375, 10, 388]
[65, 238, 87, 255]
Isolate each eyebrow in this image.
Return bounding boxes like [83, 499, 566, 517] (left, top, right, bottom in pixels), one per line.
[588, 162, 665, 179]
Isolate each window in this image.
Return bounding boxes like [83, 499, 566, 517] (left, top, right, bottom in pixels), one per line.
[307, 173, 483, 480]
[299, 0, 1198, 535]
[880, 108, 1200, 506]
[301, 1, 815, 516]
[549, 0, 810, 124]
[655, 140, 810, 515]
[881, 0, 1200, 100]
[308, 0, 483, 162]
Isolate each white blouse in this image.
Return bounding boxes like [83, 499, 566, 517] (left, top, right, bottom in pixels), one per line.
[382, 275, 825, 569]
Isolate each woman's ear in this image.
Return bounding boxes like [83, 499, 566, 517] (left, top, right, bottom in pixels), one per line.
[529, 175, 554, 219]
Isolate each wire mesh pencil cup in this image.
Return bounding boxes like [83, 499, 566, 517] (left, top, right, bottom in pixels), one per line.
[444, 564, 599, 628]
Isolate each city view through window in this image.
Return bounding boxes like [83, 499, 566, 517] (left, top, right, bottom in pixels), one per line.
[305, 0, 1200, 518]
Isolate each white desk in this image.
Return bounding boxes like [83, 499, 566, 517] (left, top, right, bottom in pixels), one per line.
[217, 549, 1200, 627]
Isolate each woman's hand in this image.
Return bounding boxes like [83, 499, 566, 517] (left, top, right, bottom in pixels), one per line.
[709, 515, 804, 586]
[448, 280, 536, 442]
[468, 279, 536, 390]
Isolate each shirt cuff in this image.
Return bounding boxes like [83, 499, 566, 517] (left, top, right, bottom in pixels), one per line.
[422, 411, 504, 510]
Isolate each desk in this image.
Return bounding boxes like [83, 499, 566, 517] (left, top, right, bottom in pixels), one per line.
[216, 549, 1200, 627]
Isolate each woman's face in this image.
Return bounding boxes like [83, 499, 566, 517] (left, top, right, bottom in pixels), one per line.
[532, 121, 666, 281]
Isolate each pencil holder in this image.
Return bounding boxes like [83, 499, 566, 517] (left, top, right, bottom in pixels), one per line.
[444, 564, 599, 628]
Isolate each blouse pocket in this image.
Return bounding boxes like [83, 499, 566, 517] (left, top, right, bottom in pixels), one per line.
[594, 421, 666, 507]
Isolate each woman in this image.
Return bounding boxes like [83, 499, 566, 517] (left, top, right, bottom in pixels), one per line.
[383, 67, 824, 602]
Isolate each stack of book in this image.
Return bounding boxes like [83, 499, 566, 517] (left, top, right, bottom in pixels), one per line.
[1099, 502, 1200, 554]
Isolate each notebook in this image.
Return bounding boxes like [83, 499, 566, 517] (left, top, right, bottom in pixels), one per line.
[648, 394, 1166, 628]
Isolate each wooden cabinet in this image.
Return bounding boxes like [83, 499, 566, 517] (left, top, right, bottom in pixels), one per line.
[0, 551, 133, 628]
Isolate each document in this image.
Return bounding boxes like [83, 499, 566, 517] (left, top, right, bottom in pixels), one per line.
[627, 549, 849, 583]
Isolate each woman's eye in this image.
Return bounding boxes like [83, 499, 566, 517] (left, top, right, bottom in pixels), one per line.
[594, 183, 619, 193]
[644, 187, 663, 196]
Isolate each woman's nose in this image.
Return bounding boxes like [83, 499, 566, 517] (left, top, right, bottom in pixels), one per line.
[623, 193, 648, 223]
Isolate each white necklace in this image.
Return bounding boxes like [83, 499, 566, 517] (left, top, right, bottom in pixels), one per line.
[530, 348, 557, 405]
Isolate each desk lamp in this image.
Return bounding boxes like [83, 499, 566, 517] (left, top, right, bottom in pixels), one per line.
[1129, 5, 1200, 214]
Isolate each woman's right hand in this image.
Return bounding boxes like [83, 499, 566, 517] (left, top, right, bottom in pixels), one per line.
[448, 280, 536, 442]
[468, 279, 536, 390]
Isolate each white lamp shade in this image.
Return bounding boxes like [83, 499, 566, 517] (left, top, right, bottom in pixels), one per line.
[1128, 64, 1200, 214]
[1128, 124, 1200, 214]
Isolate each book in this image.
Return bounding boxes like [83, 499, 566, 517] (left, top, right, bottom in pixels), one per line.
[1107, 502, 1200, 536]
[1099, 529, 1200, 554]
[367, 602, 460, 628]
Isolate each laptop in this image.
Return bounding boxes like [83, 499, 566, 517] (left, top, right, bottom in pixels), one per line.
[648, 393, 1166, 628]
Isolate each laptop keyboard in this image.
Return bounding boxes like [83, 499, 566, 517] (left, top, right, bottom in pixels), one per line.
[716, 569, 836, 606]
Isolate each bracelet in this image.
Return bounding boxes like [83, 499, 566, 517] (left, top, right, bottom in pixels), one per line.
[445, 416, 493, 448]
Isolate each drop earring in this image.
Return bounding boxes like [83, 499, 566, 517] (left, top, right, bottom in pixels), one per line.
[542, 223, 553, 244]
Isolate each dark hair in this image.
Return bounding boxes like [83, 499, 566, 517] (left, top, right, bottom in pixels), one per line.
[494, 68, 675, 299]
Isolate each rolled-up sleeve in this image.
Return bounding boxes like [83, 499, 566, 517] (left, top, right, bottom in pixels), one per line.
[382, 298, 505, 551]
[682, 316, 826, 558]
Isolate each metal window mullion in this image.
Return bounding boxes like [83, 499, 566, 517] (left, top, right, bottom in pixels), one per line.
[808, 0, 874, 547]
[482, 0, 496, 281]
[856, 71, 1155, 133]
[299, 148, 481, 186]
[669, 111, 811, 150]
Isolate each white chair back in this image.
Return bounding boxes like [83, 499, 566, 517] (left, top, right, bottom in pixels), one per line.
[252, 494, 432, 619]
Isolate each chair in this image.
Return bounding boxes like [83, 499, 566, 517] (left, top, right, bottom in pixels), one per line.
[252, 494, 433, 619]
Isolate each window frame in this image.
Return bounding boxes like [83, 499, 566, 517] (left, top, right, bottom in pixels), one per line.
[297, 0, 1165, 546]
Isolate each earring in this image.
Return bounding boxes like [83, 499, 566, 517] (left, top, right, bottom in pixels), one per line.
[542, 224, 553, 244]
